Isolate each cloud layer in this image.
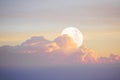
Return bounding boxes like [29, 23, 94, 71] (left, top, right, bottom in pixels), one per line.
[0, 35, 120, 67]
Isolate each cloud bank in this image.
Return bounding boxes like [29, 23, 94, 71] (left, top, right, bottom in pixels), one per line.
[0, 35, 120, 67]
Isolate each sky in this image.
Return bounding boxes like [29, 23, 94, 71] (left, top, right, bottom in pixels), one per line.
[0, 0, 120, 56]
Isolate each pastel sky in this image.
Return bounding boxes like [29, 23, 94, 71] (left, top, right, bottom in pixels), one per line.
[0, 0, 120, 56]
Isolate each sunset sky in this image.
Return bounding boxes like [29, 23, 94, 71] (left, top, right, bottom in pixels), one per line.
[0, 0, 120, 56]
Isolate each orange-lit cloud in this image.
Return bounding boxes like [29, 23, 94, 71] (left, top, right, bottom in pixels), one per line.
[0, 35, 120, 67]
[98, 54, 120, 64]
[54, 35, 77, 52]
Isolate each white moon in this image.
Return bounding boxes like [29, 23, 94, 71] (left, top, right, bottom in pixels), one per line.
[61, 27, 83, 47]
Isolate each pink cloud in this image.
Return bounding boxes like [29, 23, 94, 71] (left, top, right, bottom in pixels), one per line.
[98, 54, 120, 64]
[0, 35, 120, 67]
[54, 34, 77, 49]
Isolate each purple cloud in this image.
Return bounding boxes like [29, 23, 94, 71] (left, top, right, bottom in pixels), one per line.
[0, 35, 120, 67]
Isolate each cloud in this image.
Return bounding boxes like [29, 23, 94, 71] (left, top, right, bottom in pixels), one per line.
[0, 35, 120, 67]
[98, 54, 120, 64]
[54, 34, 78, 52]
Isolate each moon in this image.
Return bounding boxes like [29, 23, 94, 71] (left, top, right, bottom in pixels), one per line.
[61, 27, 83, 47]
